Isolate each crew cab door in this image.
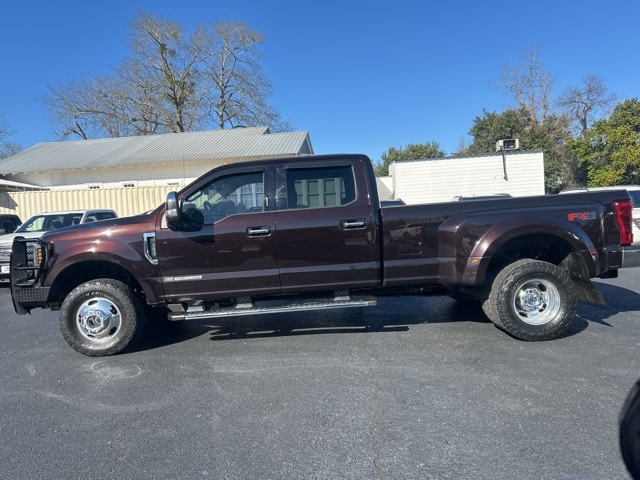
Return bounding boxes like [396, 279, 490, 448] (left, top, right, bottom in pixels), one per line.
[155, 166, 280, 302]
[274, 159, 378, 292]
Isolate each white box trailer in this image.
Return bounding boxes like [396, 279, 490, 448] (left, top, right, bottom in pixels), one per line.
[388, 150, 545, 204]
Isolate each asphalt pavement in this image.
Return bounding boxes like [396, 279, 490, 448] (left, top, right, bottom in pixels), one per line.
[1, 269, 640, 480]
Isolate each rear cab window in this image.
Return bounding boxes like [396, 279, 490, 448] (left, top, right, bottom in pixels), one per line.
[283, 165, 356, 210]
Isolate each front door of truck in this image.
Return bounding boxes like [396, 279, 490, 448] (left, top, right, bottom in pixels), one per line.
[156, 166, 280, 302]
[274, 159, 378, 293]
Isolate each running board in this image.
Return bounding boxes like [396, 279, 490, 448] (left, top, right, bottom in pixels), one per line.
[167, 296, 377, 321]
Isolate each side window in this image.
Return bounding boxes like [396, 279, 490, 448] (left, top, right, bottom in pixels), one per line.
[285, 166, 355, 209]
[1, 219, 16, 233]
[182, 171, 264, 224]
[97, 212, 116, 220]
[56, 214, 81, 227]
[46, 215, 67, 229]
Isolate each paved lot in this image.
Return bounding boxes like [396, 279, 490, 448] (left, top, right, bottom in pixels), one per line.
[1, 269, 640, 480]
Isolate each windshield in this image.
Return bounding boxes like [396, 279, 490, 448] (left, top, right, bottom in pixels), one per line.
[15, 213, 83, 233]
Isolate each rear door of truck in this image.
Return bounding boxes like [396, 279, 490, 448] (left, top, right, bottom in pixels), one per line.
[274, 157, 379, 293]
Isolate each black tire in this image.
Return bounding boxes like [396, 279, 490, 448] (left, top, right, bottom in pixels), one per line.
[59, 279, 142, 356]
[482, 258, 577, 341]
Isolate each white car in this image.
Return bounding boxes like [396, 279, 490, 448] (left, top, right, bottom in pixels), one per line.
[0, 209, 117, 281]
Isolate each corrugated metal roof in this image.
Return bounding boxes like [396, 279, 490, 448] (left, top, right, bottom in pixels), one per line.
[243, 131, 313, 157]
[0, 127, 313, 174]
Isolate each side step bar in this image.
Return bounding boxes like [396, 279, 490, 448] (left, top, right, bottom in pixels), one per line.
[167, 296, 377, 321]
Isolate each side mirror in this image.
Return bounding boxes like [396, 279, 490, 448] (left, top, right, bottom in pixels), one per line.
[165, 192, 205, 232]
[165, 192, 182, 231]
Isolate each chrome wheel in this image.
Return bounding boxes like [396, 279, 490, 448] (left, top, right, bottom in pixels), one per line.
[76, 297, 122, 342]
[61, 279, 141, 356]
[512, 278, 561, 325]
[483, 259, 576, 341]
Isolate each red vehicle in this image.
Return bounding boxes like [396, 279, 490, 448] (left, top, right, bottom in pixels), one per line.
[9, 154, 638, 356]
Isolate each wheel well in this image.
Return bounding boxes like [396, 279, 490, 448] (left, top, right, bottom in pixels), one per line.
[486, 233, 574, 277]
[50, 260, 144, 306]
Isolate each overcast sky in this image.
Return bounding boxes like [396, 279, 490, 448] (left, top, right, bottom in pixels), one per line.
[2, 0, 639, 162]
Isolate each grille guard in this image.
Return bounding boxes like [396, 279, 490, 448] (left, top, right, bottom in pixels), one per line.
[11, 237, 48, 287]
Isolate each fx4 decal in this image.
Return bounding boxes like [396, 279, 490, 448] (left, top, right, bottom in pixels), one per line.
[568, 211, 597, 221]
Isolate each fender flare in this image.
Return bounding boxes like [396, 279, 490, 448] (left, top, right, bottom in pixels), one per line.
[442, 212, 599, 286]
[45, 247, 161, 305]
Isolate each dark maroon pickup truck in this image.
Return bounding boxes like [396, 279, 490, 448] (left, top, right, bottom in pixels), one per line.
[9, 154, 638, 356]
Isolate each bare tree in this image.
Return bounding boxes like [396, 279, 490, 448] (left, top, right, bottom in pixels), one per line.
[199, 21, 289, 130]
[0, 113, 22, 158]
[47, 74, 140, 140]
[0, 113, 11, 142]
[120, 12, 207, 133]
[44, 12, 290, 140]
[557, 75, 616, 134]
[497, 46, 554, 125]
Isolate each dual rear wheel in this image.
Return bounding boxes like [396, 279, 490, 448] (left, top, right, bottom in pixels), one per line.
[481, 259, 577, 341]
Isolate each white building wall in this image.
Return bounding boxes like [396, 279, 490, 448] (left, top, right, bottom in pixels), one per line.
[392, 151, 545, 204]
[376, 177, 393, 200]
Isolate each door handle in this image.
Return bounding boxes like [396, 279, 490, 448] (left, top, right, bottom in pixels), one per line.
[342, 219, 367, 229]
[247, 226, 271, 236]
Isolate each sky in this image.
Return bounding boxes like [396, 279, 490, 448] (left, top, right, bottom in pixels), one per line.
[2, 0, 640, 163]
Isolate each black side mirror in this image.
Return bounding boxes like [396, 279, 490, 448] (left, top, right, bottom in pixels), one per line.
[165, 192, 182, 230]
[165, 192, 205, 232]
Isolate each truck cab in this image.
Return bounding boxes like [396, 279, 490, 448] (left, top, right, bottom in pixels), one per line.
[158, 155, 380, 301]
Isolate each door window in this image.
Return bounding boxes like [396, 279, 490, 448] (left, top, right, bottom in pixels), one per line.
[182, 171, 264, 224]
[285, 166, 355, 209]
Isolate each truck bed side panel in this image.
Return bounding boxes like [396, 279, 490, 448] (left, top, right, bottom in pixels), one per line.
[381, 191, 628, 287]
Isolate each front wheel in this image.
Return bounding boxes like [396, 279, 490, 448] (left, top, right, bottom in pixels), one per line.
[59, 279, 143, 356]
[482, 259, 577, 341]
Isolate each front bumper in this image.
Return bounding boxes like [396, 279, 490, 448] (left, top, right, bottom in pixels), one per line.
[0, 245, 11, 280]
[10, 237, 50, 314]
[622, 244, 640, 268]
[0, 259, 10, 281]
[12, 285, 51, 314]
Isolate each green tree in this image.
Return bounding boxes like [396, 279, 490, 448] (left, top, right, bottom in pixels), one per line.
[463, 109, 532, 155]
[462, 108, 574, 193]
[375, 142, 445, 176]
[569, 98, 640, 186]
